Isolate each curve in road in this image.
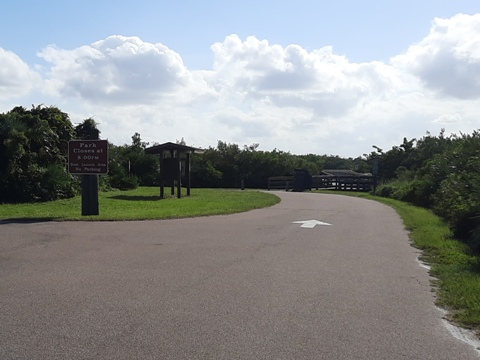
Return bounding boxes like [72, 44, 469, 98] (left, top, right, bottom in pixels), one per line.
[0, 191, 478, 359]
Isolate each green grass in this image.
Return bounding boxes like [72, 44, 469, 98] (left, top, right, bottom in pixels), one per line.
[0, 187, 280, 221]
[314, 189, 480, 335]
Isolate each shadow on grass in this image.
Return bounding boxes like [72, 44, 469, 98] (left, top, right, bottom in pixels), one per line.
[469, 257, 480, 274]
[0, 217, 56, 224]
[108, 195, 163, 201]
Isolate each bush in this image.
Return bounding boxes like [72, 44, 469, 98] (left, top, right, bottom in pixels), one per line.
[109, 173, 139, 190]
[432, 174, 480, 240]
[39, 165, 78, 201]
[471, 219, 480, 253]
[376, 178, 434, 207]
[0, 105, 76, 203]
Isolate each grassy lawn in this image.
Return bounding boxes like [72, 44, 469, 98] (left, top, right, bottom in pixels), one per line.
[314, 190, 480, 336]
[0, 187, 280, 221]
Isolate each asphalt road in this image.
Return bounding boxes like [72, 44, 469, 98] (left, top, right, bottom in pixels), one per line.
[0, 191, 478, 359]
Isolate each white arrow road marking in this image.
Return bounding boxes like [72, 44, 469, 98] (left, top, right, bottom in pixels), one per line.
[292, 220, 332, 228]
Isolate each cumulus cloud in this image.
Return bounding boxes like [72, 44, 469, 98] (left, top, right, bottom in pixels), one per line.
[432, 113, 463, 125]
[38, 35, 213, 103]
[394, 13, 480, 99]
[52, 26, 472, 155]
[0, 48, 40, 99]
[2, 13, 480, 157]
[211, 35, 355, 94]
[208, 34, 411, 124]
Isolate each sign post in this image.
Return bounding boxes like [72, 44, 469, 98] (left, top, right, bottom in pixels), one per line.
[372, 158, 379, 195]
[68, 140, 108, 215]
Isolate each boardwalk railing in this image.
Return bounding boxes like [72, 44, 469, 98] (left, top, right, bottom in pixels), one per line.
[267, 176, 293, 190]
[325, 175, 374, 191]
[268, 174, 374, 192]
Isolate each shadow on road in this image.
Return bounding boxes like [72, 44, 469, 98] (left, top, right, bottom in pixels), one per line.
[108, 195, 162, 201]
[0, 217, 56, 224]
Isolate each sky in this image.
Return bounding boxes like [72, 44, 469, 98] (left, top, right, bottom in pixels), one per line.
[1, 0, 479, 157]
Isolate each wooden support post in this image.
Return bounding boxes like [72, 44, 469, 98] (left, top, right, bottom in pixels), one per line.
[81, 175, 99, 216]
[186, 153, 191, 196]
[177, 151, 181, 198]
[170, 150, 175, 196]
[76, 129, 102, 215]
[159, 151, 165, 198]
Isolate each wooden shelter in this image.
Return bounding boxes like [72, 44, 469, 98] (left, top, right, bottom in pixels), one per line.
[145, 142, 204, 198]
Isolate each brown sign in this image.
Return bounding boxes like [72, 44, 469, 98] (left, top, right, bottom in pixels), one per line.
[68, 140, 108, 175]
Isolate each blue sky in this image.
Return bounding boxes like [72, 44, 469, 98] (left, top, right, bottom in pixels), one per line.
[1, 1, 479, 156]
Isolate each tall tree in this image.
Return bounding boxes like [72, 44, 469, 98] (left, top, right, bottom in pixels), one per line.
[75, 118, 100, 140]
[0, 105, 76, 203]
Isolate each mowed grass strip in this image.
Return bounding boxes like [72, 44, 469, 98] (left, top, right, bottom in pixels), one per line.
[0, 187, 280, 221]
[314, 190, 480, 335]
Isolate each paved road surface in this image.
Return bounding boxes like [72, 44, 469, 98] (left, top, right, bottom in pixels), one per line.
[1, 192, 478, 359]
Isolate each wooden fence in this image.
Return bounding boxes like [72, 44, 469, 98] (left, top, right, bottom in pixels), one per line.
[267, 176, 293, 190]
[268, 175, 374, 191]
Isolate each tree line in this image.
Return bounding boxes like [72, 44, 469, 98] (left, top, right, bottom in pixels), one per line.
[190, 141, 367, 189]
[0, 105, 158, 201]
[0, 105, 478, 252]
[365, 130, 480, 252]
[0, 104, 366, 203]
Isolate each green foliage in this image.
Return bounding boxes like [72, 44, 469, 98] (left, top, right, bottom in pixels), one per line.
[432, 173, 480, 239]
[0, 105, 77, 203]
[191, 154, 223, 187]
[108, 172, 140, 190]
[374, 129, 480, 252]
[377, 177, 436, 208]
[4, 104, 476, 256]
[472, 218, 480, 254]
[75, 118, 100, 140]
[190, 141, 361, 189]
[107, 133, 159, 189]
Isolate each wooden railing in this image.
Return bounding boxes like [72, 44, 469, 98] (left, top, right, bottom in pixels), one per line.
[268, 175, 374, 192]
[326, 175, 374, 191]
[267, 176, 293, 190]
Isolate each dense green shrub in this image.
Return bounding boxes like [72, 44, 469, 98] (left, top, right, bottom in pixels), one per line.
[189, 140, 362, 189]
[109, 173, 139, 190]
[107, 133, 158, 189]
[373, 130, 480, 253]
[0, 105, 77, 203]
[376, 178, 435, 207]
[432, 173, 480, 239]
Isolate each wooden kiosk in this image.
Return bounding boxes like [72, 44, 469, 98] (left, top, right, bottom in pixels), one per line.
[145, 142, 203, 198]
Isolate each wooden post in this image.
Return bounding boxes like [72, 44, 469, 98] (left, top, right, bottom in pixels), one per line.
[170, 150, 175, 196]
[81, 175, 99, 215]
[159, 151, 165, 198]
[80, 131, 100, 216]
[186, 153, 191, 196]
[177, 151, 181, 198]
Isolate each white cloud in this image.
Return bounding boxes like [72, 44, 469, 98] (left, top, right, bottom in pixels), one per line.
[1, 13, 480, 157]
[207, 34, 414, 130]
[38, 35, 213, 104]
[432, 113, 463, 125]
[393, 13, 480, 99]
[0, 48, 40, 99]
[211, 35, 361, 100]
